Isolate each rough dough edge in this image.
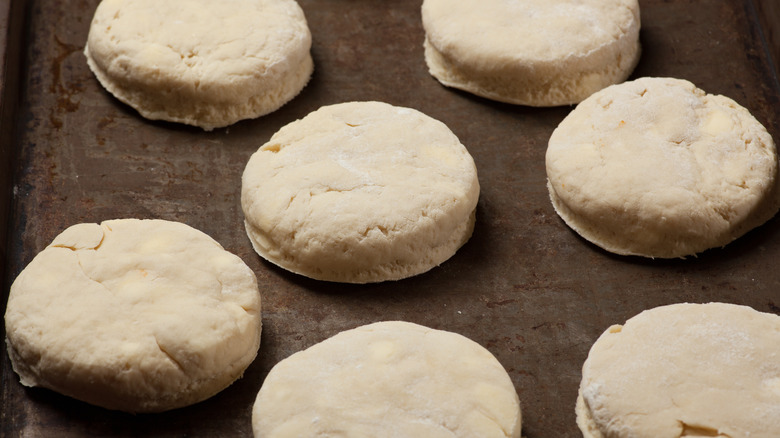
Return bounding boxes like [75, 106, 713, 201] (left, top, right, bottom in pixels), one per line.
[84, 45, 314, 131]
[244, 206, 477, 284]
[575, 390, 604, 438]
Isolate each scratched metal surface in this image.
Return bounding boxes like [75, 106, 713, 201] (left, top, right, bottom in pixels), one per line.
[1, 0, 779, 436]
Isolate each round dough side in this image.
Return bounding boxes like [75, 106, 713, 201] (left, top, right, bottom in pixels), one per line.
[241, 101, 480, 283]
[4, 219, 262, 413]
[577, 302, 780, 438]
[421, 0, 641, 106]
[252, 321, 522, 438]
[546, 77, 780, 258]
[84, 0, 313, 130]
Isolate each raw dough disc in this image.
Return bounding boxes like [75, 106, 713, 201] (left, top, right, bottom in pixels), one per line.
[577, 302, 780, 438]
[546, 77, 780, 258]
[252, 321, 522, 437]
[421, 0, 641, 106]
[84, 0, 313, 130]
[4, 219, 262, 413]
[241, 101, 480, 283]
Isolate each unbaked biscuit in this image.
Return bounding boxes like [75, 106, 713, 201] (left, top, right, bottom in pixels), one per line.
[421, 0, 641, 106]
[546, 77, 779, 258]
[84, 0, 313, 131]
[4, 219, 262, 413]
[252, 321, 522, 437]
[241, 101, 480, 283]
[577, 302, 780, 438]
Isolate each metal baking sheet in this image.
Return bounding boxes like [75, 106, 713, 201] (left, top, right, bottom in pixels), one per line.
[2, 0, 779, 436]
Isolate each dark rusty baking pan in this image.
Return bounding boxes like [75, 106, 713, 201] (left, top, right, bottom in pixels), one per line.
[2, 0, 779, 436]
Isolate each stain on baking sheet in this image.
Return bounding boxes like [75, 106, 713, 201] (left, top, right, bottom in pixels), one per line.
[49, 35, 83, 129]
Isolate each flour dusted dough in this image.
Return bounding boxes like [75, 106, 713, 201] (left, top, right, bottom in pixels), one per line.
[241, 101, 480, 283]
[84, 0, 313, 130]
[546, 77, 780, 258]
[577, 302, 780, 438]
[4, 219, 262, 412]
[421, 0, 641, 106]
[252, 321, 522, 437]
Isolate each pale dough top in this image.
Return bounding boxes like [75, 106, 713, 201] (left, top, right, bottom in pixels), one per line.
[578, 302, 780, 437]
[242, 101, 480, 283]
[252, 321, 522, 437]
[423, 0, 638, 63]
[4, 219, 261, 412]
[546, 77, 779, 257]
[88, 0, 309, 87]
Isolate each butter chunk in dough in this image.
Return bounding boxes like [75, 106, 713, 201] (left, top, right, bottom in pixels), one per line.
[4, 219, 262, 413]
[577, 302, 780, 438]
[252, 321, 522, 438]
[546, 77, 780, 258]
[422, 0, 641, 106]
[84, 0, 313, 130]
[241, 101, 480, 283]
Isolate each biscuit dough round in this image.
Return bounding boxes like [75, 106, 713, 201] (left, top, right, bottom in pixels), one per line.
[241, 101, 480, 283]
[421, 0, 641, 106]
[4, 219, 262, 413]
[84, 0, 313, 130]
[252, 321, 522, 437]
[546, 77, 780, 258]
[577, 302, 780, 438]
